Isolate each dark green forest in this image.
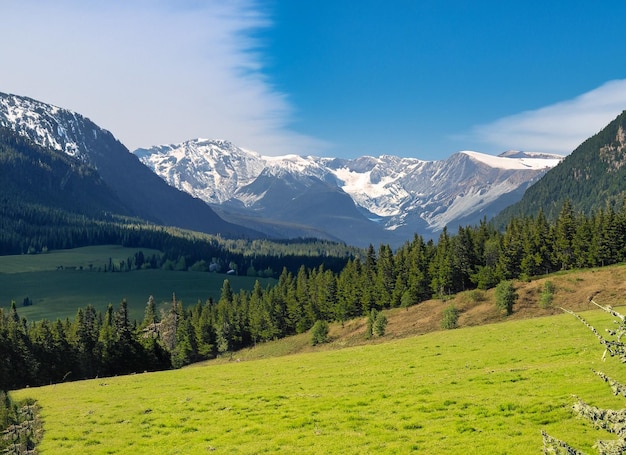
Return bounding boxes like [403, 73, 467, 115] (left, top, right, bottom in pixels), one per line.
[2, 199, 626, 391]
[0, 201, 355, 276]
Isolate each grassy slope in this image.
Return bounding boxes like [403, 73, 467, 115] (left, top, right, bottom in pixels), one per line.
[11, 264, 626, 454]
[0, 245, 274, 322]
[11, 309, 624, 454]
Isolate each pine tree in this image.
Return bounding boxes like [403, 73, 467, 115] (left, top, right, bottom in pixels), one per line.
[172, 316, 197, 368]
[310, 320, 329, 346]
[194, 303, 216, 358]
[335, 259, 361, 324]
[498, 218, 524, 279]
[375, 244, 395, 308]
[72, 305, 100, 378]
[373, 311, 388, 337]
[453, 226, 476, 291]
[405, 235, 432, 304]
[494, 281, 517, 315]
[554, 200, 576, 270]
[294, 265, 311, 333]
[430, 227, 454, 297]
[248, 280, 268, 345]
[142, 295, 159, 329]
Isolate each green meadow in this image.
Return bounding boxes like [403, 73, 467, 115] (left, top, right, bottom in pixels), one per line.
[12, 307, 626, 454]
[0, 245, 161, 274]
[0, 245, 273, 322]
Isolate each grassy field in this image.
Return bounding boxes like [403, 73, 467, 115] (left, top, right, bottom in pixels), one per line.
[0, 245, 163, 274]
[0, 245, 273, 322]
[11, 307, 626, 454]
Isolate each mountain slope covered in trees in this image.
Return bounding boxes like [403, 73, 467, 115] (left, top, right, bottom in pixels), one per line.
[0, 92, 260, 239]
[494, 110, 626, 227]
[0, 127, 132, 218]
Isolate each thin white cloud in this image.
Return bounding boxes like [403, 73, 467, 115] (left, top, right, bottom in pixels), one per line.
[469, 79, 626, 154]
[0, 0, 326, 155]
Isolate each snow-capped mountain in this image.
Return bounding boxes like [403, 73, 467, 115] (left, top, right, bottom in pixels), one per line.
[134, 140, 562, 246]
[0, 92, 260, 238]
[0, 90, 563, 247]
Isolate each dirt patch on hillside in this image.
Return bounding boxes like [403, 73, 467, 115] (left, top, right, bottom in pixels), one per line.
[327, 264, 626, 350]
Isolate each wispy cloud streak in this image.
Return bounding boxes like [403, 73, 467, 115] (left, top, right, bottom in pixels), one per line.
[470, 80, 626, 154]
[0, 1, 326, 155]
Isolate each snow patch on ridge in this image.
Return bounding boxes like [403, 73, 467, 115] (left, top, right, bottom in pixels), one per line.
[462, 150, 562, 170]
[0, 92, 88, 161]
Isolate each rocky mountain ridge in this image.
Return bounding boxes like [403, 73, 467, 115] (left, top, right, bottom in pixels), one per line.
[135, 140, 562, 245]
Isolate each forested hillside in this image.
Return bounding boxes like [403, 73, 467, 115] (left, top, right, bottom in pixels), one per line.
[494, 110, 626, 226]
[0, 127, 133, 218]
[0, 92, 263, 239]
[3, 198, 625, 391]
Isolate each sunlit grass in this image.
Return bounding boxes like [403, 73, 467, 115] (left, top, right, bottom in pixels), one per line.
[11, 307, 626, 454]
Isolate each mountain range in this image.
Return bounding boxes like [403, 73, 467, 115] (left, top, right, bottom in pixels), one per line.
[0, 91, 568, 247]
[134, 141, 562, 246]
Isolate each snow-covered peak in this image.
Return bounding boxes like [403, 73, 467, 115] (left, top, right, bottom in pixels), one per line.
[132, 138, 267, 204]
[265, 154, 318, 173]
[0, 92, 89, 159]
[461, 150, 563, 170]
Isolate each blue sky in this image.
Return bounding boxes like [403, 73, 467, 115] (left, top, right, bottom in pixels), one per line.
[1, 1, 625, 159]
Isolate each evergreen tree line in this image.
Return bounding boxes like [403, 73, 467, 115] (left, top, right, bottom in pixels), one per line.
[2, 199, 625, 391]
[0, 200, 353, 277]
[185, 199, 626, 358]
[0, 299, 170, 391]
